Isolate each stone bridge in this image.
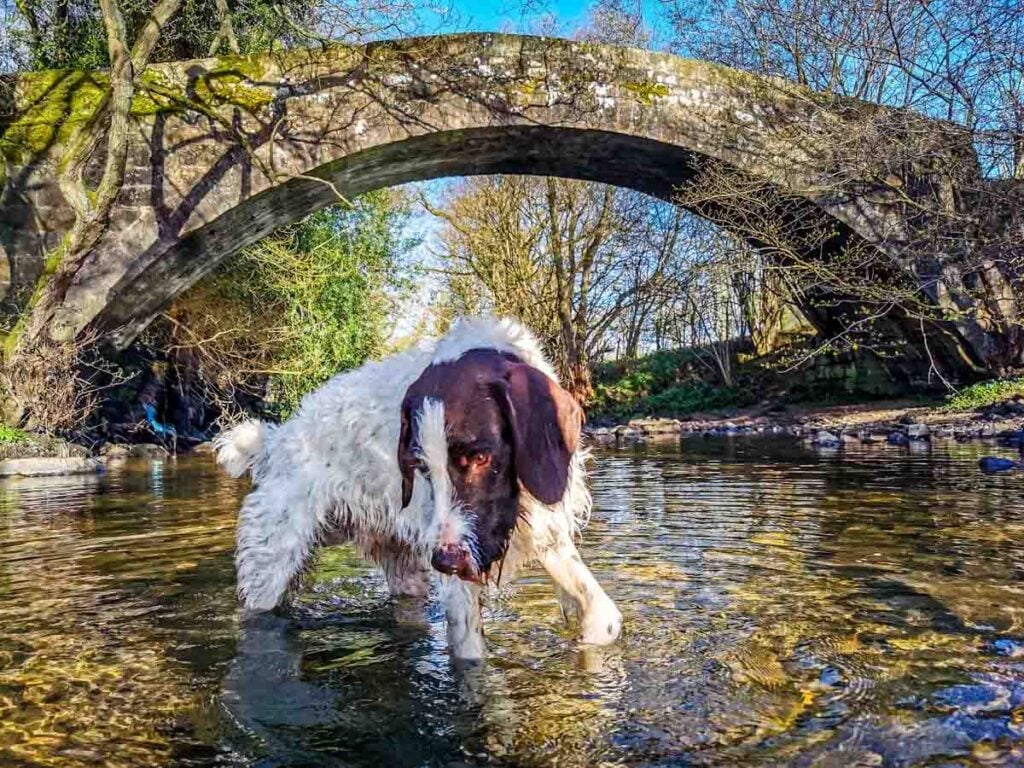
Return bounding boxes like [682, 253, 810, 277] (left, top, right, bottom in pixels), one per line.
[0, 33, 1012, 377]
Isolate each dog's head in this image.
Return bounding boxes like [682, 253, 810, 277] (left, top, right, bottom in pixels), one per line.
[397, 349, 583, 582]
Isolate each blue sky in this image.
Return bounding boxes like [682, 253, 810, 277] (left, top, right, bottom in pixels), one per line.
[436, 0, 592, 35]
[423, 0, 672, 43]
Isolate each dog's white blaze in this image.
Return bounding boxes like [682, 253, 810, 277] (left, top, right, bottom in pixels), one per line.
[415, 399, 469, 549]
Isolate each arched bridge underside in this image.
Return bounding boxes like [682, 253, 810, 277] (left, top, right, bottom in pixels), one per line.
[0, 33, 995, 376]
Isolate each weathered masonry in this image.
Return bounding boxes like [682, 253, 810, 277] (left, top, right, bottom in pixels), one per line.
[1, 33, 1020, 377]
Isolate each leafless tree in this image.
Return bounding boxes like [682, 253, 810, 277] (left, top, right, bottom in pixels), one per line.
[423, 176, 691, 401]
[661, 0, 1024, 380]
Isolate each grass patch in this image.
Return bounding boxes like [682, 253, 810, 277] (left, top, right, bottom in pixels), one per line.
[592, 380, 752, 420]
[945, 377, 1024, 412]
[0, 424, 28, 443]
[590, 348, 755, 420]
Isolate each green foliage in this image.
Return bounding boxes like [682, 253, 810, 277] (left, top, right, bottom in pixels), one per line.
[7, 0, 317, 72]
[944, 377, 1024, 412]
[594, 349, 698, 392]
[0, 424, 28, 443]
[590, 348, 753, 418]
[593, 380, 750, 420]
[259, 194, 414, 413]
[173, 190, 415, 418]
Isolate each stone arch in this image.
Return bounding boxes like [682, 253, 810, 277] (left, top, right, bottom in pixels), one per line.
[1, 33, 982, 372]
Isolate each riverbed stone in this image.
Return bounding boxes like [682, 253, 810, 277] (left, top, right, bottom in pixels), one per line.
[810, 430, 842, 447]
[0, 456, 104, 477]
[628, 418, 681, 435]
[887, 432, 910, 446]
[907, 423, 931, 441]
[128, 443, 169, 458]
[614, 426, 645, 442]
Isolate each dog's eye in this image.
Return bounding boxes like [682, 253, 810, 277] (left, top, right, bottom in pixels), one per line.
[457, 452, 491, 469]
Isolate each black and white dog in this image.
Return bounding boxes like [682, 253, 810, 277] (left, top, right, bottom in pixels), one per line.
[215, 316, 621, 659]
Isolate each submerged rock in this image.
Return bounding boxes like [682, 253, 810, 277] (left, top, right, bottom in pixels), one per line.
[887, 432, 910, 446]
[0, 456, 104, 477]
[978, 456, 1021, 473]
[810, 430, 842, 447]
[996, 430, 1024, 448]
[128, 443, 170, 458]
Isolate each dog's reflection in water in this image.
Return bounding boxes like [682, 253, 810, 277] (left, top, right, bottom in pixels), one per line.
[221, 601, 625, 765]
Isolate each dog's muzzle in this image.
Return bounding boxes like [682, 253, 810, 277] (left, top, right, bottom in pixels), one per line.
[431, 543, 480, 582]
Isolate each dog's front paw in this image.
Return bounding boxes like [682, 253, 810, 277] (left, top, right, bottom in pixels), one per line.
[579, 598, 622, 646]
[447, 612, 487, 661]
[449, 628, 487, 661]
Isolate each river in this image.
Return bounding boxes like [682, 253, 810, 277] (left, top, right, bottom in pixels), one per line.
[1, 437, 1023, 766]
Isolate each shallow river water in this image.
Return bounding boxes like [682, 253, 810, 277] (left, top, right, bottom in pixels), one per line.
[2, 437, 1024, 767]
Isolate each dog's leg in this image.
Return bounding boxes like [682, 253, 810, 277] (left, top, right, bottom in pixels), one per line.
[355, 535, 431, 599]
[235, 479, 328, 611]
[554, 584, 581, 623]
[439, 578, 486, 660]
[381, 552, 431, 599]
[540, 539, 622, 646]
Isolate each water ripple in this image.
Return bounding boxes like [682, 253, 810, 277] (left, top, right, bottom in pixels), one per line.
[0, 440, 1022, 766]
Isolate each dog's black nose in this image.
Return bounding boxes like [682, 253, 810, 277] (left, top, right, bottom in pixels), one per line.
[431, 544, 479, 581]
[431, 544, 465, 575]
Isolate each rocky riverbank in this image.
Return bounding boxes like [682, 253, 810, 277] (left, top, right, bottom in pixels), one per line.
[0, 433, 216, 476]
[586, 398, 1024, 449]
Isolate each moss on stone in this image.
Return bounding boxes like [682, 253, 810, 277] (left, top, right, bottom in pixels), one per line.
[130, 70, 187, 117]
[623, 80, 671, 105]
[0, 70, 107, 164]
[205, 74, 274, 111]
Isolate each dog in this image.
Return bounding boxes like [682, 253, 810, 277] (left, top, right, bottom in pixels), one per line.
[215, 316, 622, 659]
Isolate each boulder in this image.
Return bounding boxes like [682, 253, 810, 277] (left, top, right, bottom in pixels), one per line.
[996, 430, 1024, 448]
[810, 430, 842, 447]
[128, 443, 169, 458]
[979, 456, 1021, 473]
[887, 432, 910, 446]
[0, 456, 104, 477]
[627, 418, 681, 435]
[907, 423, 931, 441]
[614, 426, 645, 442]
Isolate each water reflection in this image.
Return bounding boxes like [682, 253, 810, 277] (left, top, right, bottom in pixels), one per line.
[0, 439, 1022, 766]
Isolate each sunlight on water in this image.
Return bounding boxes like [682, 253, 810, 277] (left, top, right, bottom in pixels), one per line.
[1, 439, 1023, 766]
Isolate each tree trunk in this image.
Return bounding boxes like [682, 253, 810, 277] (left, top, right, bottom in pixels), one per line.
[3, 0, 183, 429]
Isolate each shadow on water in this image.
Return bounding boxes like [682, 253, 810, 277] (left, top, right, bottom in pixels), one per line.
[1, 438, 1023, 766]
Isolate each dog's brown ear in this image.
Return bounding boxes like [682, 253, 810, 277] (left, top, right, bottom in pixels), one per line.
[397, 402, 415, 508]
[495, 363, 583, 505]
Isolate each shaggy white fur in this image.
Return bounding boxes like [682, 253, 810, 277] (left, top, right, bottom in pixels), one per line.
[217, 315, 621, 658]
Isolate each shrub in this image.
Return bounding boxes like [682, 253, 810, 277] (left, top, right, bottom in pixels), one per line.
[591, 380, 752, 420]
[0, 424, 27, 443]
[945, 377, 1024, 412]
[167, 190, 415, 420]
